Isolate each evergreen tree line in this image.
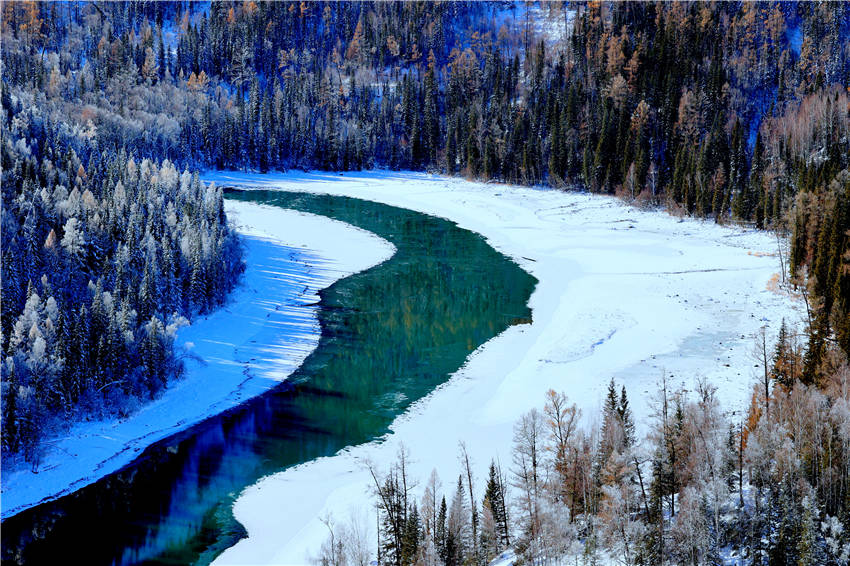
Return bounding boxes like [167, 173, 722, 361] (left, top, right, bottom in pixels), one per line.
[320, 369, 850, 566]
[5, 2, 847, 199]
[2, 0, 849, 473]
[0, 82, 243, 466]
[3, 1, 847, 371]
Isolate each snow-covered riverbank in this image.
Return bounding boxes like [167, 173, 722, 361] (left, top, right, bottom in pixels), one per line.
[0, 200, 395, 518]
[201, 171, 802, 565]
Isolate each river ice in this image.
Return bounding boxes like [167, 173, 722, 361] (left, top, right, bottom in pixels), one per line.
[199, 171, 803, 565]
[3, 170, 802, 565]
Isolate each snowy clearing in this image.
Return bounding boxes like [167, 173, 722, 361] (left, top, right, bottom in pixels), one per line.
[0, 201, 394, 518]
[200, 171, 803, 566]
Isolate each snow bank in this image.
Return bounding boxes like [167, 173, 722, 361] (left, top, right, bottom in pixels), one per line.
[201, 171, 802, 565]
[0, 200, 395, 518]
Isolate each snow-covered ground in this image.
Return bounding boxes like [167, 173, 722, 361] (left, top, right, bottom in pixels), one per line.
[0, 200, 394, 518]
[489, 2, 574, 50]
[199, 171, 803, 565]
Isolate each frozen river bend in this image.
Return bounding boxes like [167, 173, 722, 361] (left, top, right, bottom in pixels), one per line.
[1, 172, 801, 565]
[0, 202, 394, 517]
[202, 172, 802, 565]
[2, 180, 536, 565]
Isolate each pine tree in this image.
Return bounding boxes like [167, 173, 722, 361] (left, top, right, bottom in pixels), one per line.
[401, 503, 421, 565]
[436, 496, 448, 564]
[772, 319, 795, 388]
[795, 495, 818, 566]
[2, 361, 20, 453]
[189, 239, 206, 314]
[423, 51, 440, 167]
[599, 378, 621, 462]
[482, 460, 510, 553]
[618, 385, 636, 449]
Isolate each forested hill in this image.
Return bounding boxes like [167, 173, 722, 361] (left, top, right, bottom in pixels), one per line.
[1, 3, 245, 464]
[1, 2, 849, 462]
[3, 1, 847, 361]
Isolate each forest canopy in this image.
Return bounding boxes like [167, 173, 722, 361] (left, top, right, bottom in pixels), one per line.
[1, 4, 849, 561]
[3, 2, 846, 366]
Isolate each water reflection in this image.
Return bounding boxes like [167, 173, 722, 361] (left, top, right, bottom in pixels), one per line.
[1, 191, 536, 565]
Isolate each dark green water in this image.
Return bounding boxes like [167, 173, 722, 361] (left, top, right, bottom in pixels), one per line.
[1, 190, 536, 565]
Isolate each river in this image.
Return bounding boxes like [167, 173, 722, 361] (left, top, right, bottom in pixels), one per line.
[1, 189, 536, 565]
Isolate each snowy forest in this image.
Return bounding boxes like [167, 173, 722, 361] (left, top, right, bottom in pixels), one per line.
[1, 1, 245, 464]
[341, 368, 850, 566]
[2, 1, 850, 564]
[2, 0, 847, 356]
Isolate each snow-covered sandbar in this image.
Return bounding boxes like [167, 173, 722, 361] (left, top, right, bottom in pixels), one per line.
[0, 199, 395, 518]
[201, 171, 802, 565]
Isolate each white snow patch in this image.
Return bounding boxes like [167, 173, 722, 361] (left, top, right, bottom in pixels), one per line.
[0, 201, 394, 518]
[200, 171, 802, 566]
[491, 2, 575, 49]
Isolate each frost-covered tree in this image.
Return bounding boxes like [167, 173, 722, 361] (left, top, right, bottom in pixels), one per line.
[1, 126, 243, 463]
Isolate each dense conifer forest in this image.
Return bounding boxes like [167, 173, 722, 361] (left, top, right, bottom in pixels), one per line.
[3, 1, 847, 370]
[0, 143, 242, 464]
[1, 2, 245, 464]
[1, 1, 850, 563]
